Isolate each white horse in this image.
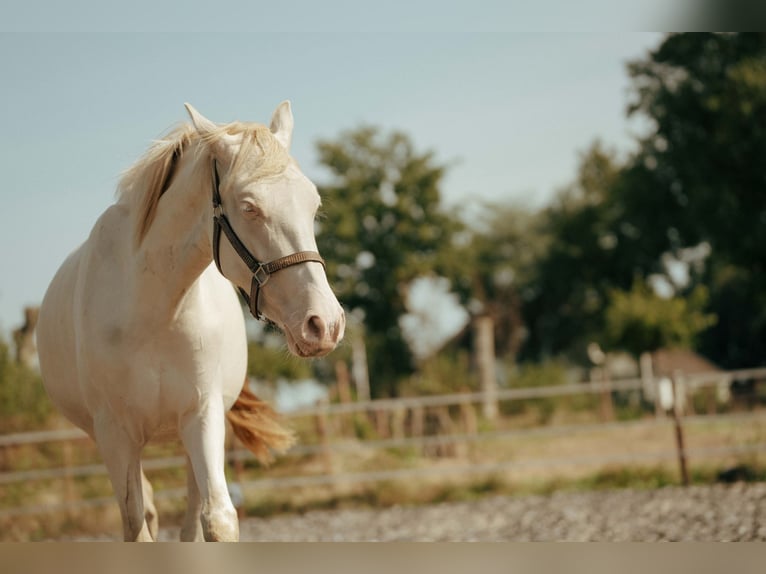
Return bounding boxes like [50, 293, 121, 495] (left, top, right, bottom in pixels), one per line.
[36, 102, 345, 541]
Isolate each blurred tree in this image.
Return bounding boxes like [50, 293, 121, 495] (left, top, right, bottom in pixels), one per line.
[626, 33, 766, 265]
[447, 202, 545, 363]
[522, 34, 766, 367]
[315, 127, 460, 396]
[698, 262, 766, 368]
[622, 32, 766, 367]
[247, 337, 311, 383]
[604, 280, 717, 357]
[521, 142, 645, 360]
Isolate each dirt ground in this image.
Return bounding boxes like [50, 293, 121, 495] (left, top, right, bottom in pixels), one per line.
[148, 482, 765, 541]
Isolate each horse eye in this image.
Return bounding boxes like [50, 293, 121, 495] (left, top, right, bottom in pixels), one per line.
[242, 203, 262, 217]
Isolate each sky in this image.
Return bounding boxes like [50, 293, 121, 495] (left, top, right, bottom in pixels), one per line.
[0, 31, 664, 335]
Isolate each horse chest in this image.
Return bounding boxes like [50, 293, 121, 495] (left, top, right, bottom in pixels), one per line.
[80, 322, 214, 424]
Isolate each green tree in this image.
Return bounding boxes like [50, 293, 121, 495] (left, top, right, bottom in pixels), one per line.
[626, 32, 766, 266]
[315, 127, 460, 396]
[604, 281, 717, 356]
[521, 142, 645, 360]
[247, 338, 311, 383]
[622, 32, 766, 367]
[700, 262, 766, 368]
[447, 202, 545, 362]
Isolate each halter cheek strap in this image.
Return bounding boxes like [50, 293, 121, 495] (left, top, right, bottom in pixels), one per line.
[210, 159, 325, 321]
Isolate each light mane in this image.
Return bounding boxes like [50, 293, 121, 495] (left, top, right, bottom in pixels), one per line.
[118, 121, 290, 248]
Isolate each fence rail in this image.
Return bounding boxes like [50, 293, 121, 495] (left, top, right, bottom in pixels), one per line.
[1, 367, 766, 519]
[3, 366, 764, 447]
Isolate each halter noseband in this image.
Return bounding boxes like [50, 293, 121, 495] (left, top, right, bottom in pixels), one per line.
[210, 159, 325, 321]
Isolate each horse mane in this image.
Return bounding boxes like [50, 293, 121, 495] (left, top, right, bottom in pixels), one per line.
[117, 120, 290, 248]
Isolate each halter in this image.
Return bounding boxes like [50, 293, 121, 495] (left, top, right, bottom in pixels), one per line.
[210, 159, 325, 321]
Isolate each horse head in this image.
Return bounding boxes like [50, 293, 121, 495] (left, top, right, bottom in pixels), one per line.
[186, 102, 345, 358]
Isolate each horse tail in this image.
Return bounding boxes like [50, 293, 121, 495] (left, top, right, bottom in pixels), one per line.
[226, 382, 295, 466]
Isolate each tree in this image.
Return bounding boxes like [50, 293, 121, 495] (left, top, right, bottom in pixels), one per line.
[604, 280, 716, 356]
[521, 142, 646, 361]
[623, 33, 766, 367]
[447, 202, 545, 363]
[523, 34, 766, 368]
[315, 127, 460, 396]
[247, 336, 311, 383]
[626, 33, 766, 266]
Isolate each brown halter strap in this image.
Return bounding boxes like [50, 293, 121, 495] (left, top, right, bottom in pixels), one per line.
[210, 159, 325, 321]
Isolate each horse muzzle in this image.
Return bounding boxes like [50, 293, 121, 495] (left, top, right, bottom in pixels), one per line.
[288, 308, 346, 358]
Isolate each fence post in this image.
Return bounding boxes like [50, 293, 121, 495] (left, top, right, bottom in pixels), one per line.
[411, 406, 424, 438]
[671, 370, 690, 486]
[391, 406, 406, 441]
[460, 396, 478, 436]
[334, 359, 352, 437]
[314, 398, 335, 475]
[601, 366, 615, 421]
[61, 439, 76, 518]
[351, 330, 370, 402]
[459, 395, 478, 459]
[640, 351, 663, 418]
[474, 315, 498, 421]
[434, 406, 456, 457]
[374, 409, 390, 439]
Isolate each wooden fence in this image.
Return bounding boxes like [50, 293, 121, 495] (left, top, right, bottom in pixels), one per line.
[1, 367, 766, 519]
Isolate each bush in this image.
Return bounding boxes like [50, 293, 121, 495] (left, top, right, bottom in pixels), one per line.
[0, 338, 52, 431]
[403, 351, 475, 396]
[500, 361, 573, 423]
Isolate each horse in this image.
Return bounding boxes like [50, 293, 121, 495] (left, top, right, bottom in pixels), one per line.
[35, 102, 345, 541]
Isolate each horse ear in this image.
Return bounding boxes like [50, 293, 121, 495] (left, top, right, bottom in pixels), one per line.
[184, 103, 217, 136]
[270, 100, 294, 150]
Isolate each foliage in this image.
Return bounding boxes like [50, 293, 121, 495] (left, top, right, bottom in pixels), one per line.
[316, 126, 460, 396]
[0, 338, 51, 431]
[247, 336, 311, 383]
[520, 142, 641, 361]
[626, 33, 766, 268]
[604, 281, 717, 356]
[310, 34, 766, 393]
[622, 33, 766, 367]
[500, 360, 574, 424]
[401, 351, 474, 396]
[509, 360, 570, 389]
[514, 34, 766, 369]
[699, 263, 766, 369]
[446, 202, 545, 362]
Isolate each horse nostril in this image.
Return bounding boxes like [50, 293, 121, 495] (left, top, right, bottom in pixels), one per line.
[305, 315, 326, 342]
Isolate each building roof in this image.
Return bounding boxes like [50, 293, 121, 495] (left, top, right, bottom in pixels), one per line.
[652, 348, 722, 377]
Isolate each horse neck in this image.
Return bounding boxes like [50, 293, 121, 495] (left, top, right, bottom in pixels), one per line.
[133, 147, 214, 313]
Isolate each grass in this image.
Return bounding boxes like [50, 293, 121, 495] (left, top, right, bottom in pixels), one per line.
[234, 459, 766, 523]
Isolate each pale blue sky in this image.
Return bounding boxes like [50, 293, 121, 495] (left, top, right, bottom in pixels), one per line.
[0, 31, 663, 333]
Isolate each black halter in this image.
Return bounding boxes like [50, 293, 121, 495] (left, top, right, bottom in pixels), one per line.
[210, 159, 325, 321]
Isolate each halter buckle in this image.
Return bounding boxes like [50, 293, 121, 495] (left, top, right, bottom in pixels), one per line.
[253, 265, 270, 287]
[213, 204, 223, 218]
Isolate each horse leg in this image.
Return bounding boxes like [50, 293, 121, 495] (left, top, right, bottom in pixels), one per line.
[180, 398, 238, 542]
[180, 455, 204, 541]
[94, 416, 153, 541]
[141, 470, 159, 540]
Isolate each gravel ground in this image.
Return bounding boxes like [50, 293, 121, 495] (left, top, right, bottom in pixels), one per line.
[217, 483, 766, 542]
[65, 483, 760, 542]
